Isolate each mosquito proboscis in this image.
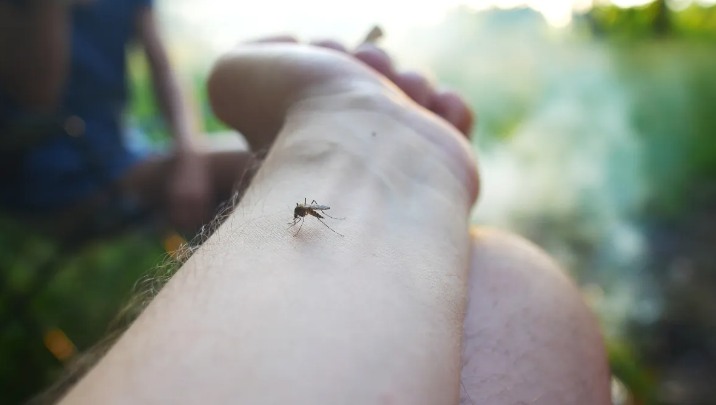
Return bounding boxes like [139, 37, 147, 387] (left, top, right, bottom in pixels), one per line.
[288, 198, 345, 237]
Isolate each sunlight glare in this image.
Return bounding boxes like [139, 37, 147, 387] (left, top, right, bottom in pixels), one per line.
[610, 0, 656, 7]
[160, 0, 615, 58]
[159, 0, 683, 62]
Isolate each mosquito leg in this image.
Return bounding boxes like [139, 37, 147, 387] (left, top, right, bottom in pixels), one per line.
[293, 217, 305, 236]
[316, 217, 344, 237]
[287, 218, 299, 228]
[321, 212, 346, 220]
[311, 200, 318, 205]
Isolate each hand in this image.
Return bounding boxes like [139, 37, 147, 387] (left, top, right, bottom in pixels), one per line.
[166, 150, 212, 234]
[209, 33, 473, 155]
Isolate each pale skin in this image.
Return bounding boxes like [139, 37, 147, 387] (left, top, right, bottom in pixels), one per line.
[52, 40, 612, 405]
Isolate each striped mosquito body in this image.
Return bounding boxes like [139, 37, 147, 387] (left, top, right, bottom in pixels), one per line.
[288, 198, 345, 237]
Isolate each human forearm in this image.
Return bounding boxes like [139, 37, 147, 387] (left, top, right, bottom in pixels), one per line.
[193, 107, 472, 403]
[59, 91, 475, 405]
[0, 0, 73, 110]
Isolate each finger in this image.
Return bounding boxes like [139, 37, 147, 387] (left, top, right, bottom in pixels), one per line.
[245, 35, 299, 44]
[394, 71, 433, 107]
[310, 39, 348, 53]
[352, 43, 396, 82]
[429, 90, 475, 137]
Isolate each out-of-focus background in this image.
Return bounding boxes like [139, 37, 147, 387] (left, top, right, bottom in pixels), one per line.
[1, 0, 715, 404]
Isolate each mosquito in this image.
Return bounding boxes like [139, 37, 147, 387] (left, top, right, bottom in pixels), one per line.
[288, 198, 345, 237]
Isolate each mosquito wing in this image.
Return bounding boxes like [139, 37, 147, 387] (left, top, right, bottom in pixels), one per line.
[309, 204, 331, 211]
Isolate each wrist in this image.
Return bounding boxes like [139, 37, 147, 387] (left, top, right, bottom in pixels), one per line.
[263, 88, 478, 212]
[232, 87, 476, 302]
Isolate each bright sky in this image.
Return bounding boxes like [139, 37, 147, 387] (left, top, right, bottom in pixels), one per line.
[157, 0, 715, 66]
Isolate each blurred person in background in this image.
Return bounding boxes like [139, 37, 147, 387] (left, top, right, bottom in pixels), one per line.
[0, 0, 245, 236]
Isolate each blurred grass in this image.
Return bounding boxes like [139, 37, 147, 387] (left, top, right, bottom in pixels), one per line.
[0, 217, 166, 405]
[608, 340, 659, 405]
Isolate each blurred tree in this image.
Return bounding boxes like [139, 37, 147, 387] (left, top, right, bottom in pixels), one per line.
[653, 0, 672, 37]
[585, 1, 715, 40]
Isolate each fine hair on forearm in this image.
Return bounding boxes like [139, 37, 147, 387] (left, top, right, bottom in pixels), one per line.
[26, 151, 266, 405]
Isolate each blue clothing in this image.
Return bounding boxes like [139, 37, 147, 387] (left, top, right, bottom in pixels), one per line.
[0, 0, 153, 213]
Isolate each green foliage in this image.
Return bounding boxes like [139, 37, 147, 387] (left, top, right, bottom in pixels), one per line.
[609, 41, 716, 217]
[673, 2, 716, 39]
[0, 217, 165, 404]
[609, 340, 660, 405]
[587, 1, 716, 41]
[588, 1, 669, 39]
